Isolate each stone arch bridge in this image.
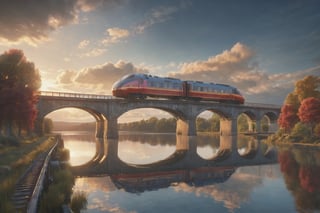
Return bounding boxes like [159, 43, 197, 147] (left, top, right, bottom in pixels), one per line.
[35, 91, 281, 138]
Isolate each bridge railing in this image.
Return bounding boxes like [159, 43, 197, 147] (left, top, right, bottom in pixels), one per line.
[38, 91, 114, 100]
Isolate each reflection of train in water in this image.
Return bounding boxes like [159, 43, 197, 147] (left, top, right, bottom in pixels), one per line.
[112, 74, 245, 104]
[110, 166, 236, 193]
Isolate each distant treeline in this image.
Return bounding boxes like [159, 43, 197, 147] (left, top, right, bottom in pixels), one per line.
[119, 117, 177, 132]
[52, 121, 95, 131]
[51, 114, 268, 133]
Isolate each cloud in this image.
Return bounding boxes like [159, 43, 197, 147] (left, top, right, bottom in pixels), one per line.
[102, 27, 130, 45]
[0, 0, 124, 45]
[0, 0, 78, 45]
[56, 42, 320, 104]
[57, 70, 76, 84]
[80, 48, 107, 57]
[56, 60, 149, 93]
[78, 40, 90, 49]
[134, 5, 182, 34]
[169, 42, 320, 104]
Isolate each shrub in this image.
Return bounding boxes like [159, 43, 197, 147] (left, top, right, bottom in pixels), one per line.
[71, 191, 87, 213]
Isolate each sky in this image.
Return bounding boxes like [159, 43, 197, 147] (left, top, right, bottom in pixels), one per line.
[1, 0, 320, 121]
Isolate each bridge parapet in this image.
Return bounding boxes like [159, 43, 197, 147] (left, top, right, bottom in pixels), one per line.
[39, 91, 114, 100]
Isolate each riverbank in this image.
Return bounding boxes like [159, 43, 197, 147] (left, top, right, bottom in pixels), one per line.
[0, 135, 57, 212]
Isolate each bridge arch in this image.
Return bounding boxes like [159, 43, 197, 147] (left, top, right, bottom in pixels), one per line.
[115, 105, 192, 137]
[261, 111, 279, 133]
[36, 103, 107, 138]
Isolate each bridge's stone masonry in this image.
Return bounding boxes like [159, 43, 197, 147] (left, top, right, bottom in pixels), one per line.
[36, 95, 280, 139]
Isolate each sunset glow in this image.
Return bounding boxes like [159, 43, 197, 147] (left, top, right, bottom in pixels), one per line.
[1, 0, 319, 122]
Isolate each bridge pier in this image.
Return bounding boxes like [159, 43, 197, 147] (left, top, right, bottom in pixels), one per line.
[220, 118, 237, 136]
[255, 119, 262, 133]
[104, 117, 119, 139]
[176, 118, 197, 136]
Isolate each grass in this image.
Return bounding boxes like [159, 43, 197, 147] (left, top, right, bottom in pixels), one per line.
[0, 135, 57, 212]
[38, 147, 87, 213]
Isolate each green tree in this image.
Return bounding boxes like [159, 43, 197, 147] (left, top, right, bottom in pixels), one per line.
[43, 118, 53, 134]
[238, 114, 249, 132]
[196, 117, 210, 132]
[291, 122, 312, 142]
[284, 93, 300, 111]
[294, 75, 320, 102]
[209, 114, 220, 132]
[0, 49, 41, 138]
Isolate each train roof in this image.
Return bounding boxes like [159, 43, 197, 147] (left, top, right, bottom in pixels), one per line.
[119, 73, 237, 89]
[136, 73, 182, 82]
[187, 80, 234, 88]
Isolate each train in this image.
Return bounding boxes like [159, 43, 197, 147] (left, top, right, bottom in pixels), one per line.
[112, 73, 245, 104]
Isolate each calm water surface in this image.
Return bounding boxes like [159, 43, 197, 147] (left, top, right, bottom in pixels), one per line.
[61, 131, 320, 213]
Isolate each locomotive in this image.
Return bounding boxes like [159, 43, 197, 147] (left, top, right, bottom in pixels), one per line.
[112, 73, 244, 104]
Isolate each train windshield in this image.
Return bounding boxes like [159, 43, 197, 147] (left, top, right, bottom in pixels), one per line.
[120, 74, 135, 81]
[112, 74, 137, 89]
[233, 88, 242, 95]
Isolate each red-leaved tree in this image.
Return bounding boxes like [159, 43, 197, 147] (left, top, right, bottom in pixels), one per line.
[299, 166, 320, 193]
[298, 97, 320, 124]
[0, 49, 41, 138]
[278, 104, 299, 132]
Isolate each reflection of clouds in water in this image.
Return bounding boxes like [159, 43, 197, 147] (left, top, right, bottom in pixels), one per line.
[174, 172, 262, 212]
[118, 141, 175, 164]
[74, 177, 137, 213]
[64, 140, 96, 166]
[197, 146, 219, 159]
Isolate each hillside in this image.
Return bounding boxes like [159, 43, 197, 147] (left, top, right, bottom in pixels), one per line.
[52, 121, 95, 131]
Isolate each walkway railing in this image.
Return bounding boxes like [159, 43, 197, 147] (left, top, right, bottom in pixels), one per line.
[39, 91, 114, 100]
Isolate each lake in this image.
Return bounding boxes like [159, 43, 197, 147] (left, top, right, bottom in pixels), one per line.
[60, 131, 320, 213]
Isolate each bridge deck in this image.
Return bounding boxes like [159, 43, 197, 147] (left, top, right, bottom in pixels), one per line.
[38, 91, 281, 109]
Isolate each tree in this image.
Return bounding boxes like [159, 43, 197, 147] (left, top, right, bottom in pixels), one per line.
[209, 114, 220, 132]
[237, 114, 249, 132]
[284, 93, 300, 111]
[298, 97, 320, 126]
[43, 118, 54, 134]
[294, 75, 320, 102]
[0, 49, 41, 138]
[278, 104, 299, 132]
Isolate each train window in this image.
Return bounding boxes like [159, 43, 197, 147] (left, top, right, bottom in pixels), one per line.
[160, 83, 164, 88]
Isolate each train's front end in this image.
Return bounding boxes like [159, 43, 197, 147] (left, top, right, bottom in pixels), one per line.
[232, 88, 245, 104]
[112, 74, 144, 98]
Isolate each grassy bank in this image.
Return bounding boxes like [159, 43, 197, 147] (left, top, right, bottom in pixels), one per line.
[0, 135, 57, 212]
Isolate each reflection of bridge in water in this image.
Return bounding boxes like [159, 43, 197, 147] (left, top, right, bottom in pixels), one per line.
[72, 135, 277, 178]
